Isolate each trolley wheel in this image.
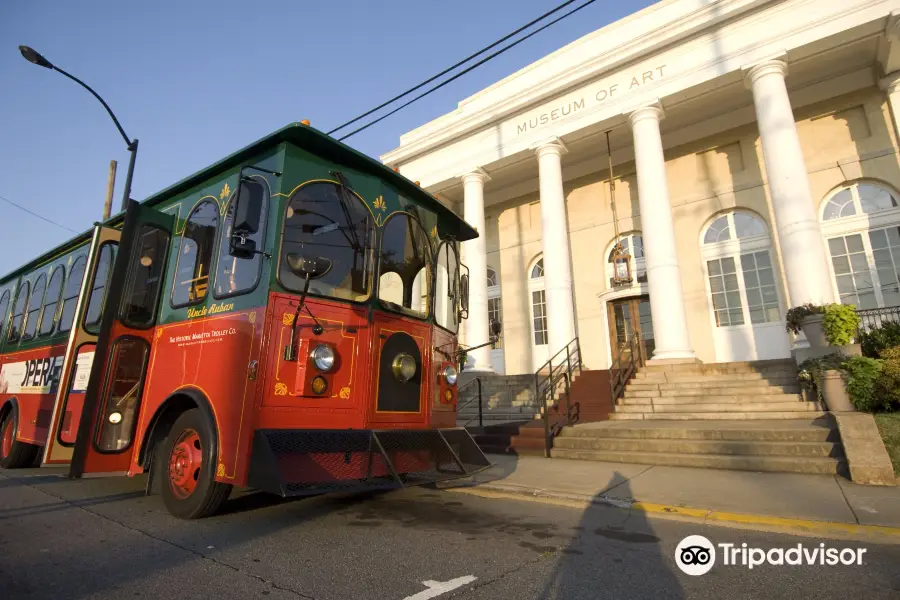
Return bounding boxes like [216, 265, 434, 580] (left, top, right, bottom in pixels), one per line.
[0, 410, 39, 469]
[159, 409, 231, 519]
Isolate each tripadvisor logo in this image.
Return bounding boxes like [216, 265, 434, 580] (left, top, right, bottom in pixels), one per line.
[674, 535, 867, 575]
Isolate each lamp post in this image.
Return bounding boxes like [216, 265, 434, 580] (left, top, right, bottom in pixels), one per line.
[19, 45, 138, 213]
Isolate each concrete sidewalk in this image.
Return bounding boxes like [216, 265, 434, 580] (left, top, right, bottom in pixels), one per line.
[455, 453, 900, 534]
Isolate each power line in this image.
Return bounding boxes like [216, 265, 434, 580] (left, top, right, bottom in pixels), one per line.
[0, 194, 79, 233]
[337, 0, 598, 142]
[327, 0, 580, 136]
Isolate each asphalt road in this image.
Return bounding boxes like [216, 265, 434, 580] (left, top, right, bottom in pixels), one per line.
[1, 466, 899, 600]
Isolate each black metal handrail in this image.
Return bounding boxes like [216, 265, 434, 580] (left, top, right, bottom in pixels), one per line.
[533, 337, 583, 457]
[457, 377, 483, 428]
[609, 334, 645, 406]
[856, 306, 900, 333]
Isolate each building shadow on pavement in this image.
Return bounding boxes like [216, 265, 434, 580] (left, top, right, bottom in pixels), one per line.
[538, 471, 685, 600]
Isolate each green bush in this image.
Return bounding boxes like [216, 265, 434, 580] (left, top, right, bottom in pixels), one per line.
[839, 355, 884, 412]
[859, 321, 900, 358]
[822, 303, 860, 346]
[874, 346, 900, 411]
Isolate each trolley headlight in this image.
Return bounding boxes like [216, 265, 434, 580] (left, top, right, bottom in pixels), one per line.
[311, 344, 335, 371]
[443, 364, 458, 386]
[392, 353, 417, 382]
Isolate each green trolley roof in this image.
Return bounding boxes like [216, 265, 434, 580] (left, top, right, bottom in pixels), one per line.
[2, 122, 477, 283]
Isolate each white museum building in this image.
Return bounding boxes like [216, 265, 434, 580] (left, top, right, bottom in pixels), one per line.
[382, 0, 900, 376]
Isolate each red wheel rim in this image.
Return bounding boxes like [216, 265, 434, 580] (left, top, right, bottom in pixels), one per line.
[168, 429, 202, 499]
[1, 418, 13, 459]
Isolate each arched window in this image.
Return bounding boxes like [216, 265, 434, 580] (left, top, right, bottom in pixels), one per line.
[487, 267, 502, 350]
[820, 181, 900, 308]
[215, 179, 268, 298]
[58, 255, 87, 334]
[22, 274, 47, 340]
[7, 281, 29, 342]
[606, 232, 646, 286]
[172, 200, 219, 307]
[529, 257, 547, 345]
[701, 210, 780, 327]
[434, 242, 459, 332]
[0, 289, 10, 342]
[280, 182, 374, 301]
[487, 267, 498, 288]
[39, 266, 65, 336]
[377, 212, 431, 317]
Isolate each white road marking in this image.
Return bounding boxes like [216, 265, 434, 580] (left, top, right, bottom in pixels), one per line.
[402, 576, 477, 600]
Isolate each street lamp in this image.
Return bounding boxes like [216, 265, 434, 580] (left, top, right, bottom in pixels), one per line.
[19, 45, 138, 213]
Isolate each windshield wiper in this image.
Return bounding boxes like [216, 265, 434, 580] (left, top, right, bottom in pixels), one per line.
[330, 170, 362, 251]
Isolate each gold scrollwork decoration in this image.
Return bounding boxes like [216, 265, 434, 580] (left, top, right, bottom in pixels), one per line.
[339, 387, 351, 399]
[373, 195, 387, 211]
[274, 382, 288, 396]
[282, 312, 295, 326]
[220, 182, 231, 200]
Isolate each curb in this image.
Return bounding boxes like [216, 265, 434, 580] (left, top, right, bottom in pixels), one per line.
[446, 481, 900, 543]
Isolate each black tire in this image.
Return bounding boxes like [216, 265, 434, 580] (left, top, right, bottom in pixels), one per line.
[159, 408, 231, 519]
[0, 410, 39, 469]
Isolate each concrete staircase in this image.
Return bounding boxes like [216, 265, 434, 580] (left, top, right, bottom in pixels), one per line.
[552, 417, 846, 475]
[610, 359, 825, 420]
[547, 359, 848, 475]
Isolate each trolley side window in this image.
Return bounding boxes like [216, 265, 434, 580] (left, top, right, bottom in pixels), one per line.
[22, 274, 47, 341]
[172, 200, 219, 308]
[7, 280, 30, 343]
[39, 266, 65, 337]
[0, 289, 10, 342]
[214, 186, 267, 298]
[121, 227, 170, 329]
[434, 241, 460, 333]
[84, 243, 117, 333]
[279, 182, 374, 301]
[59, 255, 87, 334]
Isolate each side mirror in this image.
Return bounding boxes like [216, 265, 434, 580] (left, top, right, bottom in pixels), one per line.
[459, 274, 469, 313]
[229, 178, 265, 258]
[286, 253, 333, 280]
[490, 319, 502, 338]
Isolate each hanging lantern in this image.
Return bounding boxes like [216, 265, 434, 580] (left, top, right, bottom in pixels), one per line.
[611, 243, 632, 284]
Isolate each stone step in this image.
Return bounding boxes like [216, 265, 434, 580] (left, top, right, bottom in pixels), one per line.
[638, 360, 796, 373]
[552, 436, 842, 458]
[625, 383, 802, 394]
[557, 421, 836, 442]
[620, 394, 803, 405]
[609, 411, 828, 420]
[550, 448, 844, 475]
[629, 373, 798, 387]
[623, 390, 802, 401]
[615, 401, 822, 413]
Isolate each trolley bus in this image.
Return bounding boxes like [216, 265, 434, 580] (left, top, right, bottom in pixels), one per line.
[0, 122, 490, 518]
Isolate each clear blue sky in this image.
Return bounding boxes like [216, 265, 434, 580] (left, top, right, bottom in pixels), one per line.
[0, 0, 653, 277]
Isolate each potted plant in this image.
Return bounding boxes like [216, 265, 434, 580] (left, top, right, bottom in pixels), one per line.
[786, 303, 826, 347]
[786, 303, 860, 348]
[798, 353, 853, 411]
[798, 353, 884, 412]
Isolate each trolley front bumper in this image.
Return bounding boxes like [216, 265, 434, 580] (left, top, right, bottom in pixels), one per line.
[247, 428, 491, 497]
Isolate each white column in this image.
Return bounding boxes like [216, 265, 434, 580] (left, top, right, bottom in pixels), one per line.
[745, 59, 835, 307]
[879, 72, 900, 145]
[533, 138, 577, 357]
[461, 169, 492, 372]
[628, 105, 695, 361]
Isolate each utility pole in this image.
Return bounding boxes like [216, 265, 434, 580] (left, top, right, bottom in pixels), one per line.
[103, 160, 117, 220]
